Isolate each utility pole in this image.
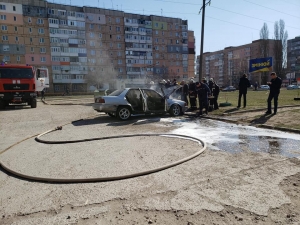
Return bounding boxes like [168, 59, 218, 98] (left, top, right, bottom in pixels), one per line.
[198, 0, 211, 82]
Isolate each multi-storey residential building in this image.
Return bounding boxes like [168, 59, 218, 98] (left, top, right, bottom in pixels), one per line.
[0, 0, 195, 93]
[200, 39, 279, 87]
[0, 0, 52, 85]
[287, 36, 300, 85]
[47, 3, 87, 93]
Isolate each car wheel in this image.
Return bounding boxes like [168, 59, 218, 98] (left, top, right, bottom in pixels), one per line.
[0, 100, 5, 110]
[117, 106, 131, 120]
[30, 99, 37, 108]
[169, 104, 181, 116]
[107, 112, 115, 117]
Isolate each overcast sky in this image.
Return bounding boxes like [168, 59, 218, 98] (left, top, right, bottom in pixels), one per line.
[56, 0, 300, 54]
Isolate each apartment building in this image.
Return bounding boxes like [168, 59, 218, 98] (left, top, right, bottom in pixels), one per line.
[200, 39, 279, 87]
[0, 0, 52, 86]
[287, 36, 300, 85]
[0, 0, 195, 92]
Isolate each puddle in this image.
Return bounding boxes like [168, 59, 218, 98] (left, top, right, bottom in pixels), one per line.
[161, 118, 300, 158]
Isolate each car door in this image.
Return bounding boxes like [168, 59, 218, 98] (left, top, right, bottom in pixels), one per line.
[141, 89, 166, 112]
[125, 89, 144, 112]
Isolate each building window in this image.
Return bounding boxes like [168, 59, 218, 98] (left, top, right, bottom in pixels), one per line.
[40, 47, 46, 53]
[2, 45, 9, 51]
[37, 18, 44, 24]
[117, 43, 121, 48]
[118, 59, 122, 64]
[116, 27, 120, 32]
[31, 57, 34, 62]
[14, 26, 17, 31]
[0, 4, 6, 10]
[4, 55, 10, 61]
[39, 38, 44, 43]
[29, 27, 32, 33]
[17, 56, 20, 61]
[1, 25, 7, 30]
[38, 28, 44, 34]
[28, 17, 31, 23]
[41, 57, 46, 62]
[13, 6, 16, 11]
[14, 16, 16, 21]
[2, 35, 8, 41]
[0, 15, 6, 20]
[30, 38, 33, 43]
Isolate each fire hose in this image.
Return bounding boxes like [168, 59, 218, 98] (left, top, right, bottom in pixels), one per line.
[0, 121, 206, 183]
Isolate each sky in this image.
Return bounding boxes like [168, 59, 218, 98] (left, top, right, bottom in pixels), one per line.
[54, 0, 300, 55]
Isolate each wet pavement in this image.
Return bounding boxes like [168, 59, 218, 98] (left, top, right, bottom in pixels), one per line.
[163, 118, 300, 158]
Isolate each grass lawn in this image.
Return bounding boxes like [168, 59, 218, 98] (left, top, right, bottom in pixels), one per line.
[216, 88, 300, 114]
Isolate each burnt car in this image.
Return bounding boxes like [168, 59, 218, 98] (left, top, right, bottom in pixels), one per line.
[93, 88, 188, 120]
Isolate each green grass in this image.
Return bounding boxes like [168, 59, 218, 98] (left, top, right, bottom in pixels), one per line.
[215, 89, 300, 114]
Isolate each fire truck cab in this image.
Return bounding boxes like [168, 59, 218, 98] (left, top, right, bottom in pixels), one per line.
[0, 63, 49, 109]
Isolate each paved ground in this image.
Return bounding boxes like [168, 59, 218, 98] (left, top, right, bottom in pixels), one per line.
[1, 98, 300, 224]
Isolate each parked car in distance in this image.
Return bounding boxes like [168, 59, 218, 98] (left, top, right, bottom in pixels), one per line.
[93, 88, 188, 120]
[286, 85, 300, 90]
[259, 85, 270, 90]
[222, 86, 236, 92]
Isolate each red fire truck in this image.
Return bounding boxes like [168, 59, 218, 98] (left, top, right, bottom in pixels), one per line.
[0, 63, 49, 109]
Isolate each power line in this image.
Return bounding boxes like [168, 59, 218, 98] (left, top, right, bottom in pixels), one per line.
[148, 0, 300, 19]
[206, 15, 260, 31]
[243, 0, 300, 19]
[209, 5, 300, 30]
[121, 5, 299, 31]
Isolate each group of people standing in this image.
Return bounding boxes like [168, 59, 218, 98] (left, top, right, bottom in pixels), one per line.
[181, 77, 220, 116]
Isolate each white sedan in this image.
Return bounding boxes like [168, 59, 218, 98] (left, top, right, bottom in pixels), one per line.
[259, 85, 270, 90]
[93, 88, 188, 120]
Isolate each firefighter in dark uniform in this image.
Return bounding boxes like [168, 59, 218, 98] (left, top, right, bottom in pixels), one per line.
[195, 81, 211, 116]
[188, 78, 197, 110]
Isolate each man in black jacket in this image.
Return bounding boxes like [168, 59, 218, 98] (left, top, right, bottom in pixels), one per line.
[195, 81, 211, 116]
[266, 72, 282, 115]
[188, 79, 197, 110]
[237, 74, 251, 108]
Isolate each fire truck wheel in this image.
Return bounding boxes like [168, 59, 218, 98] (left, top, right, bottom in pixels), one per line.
[0, 100, 5, 110]
[30, 99, 37, 108]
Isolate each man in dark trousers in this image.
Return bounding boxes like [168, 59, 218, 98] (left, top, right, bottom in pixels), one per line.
[237, 73, 251, 108]
[181, 80, 189, 105]
[195, 81, 211, 116]
[41, 88, 46, 101]
[266, 72, 282, 115]
[212, 81, 220, 110]
[188, 78, 197, 110]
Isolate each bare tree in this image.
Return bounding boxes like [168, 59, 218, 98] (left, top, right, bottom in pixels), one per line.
[259, 23, 269, 84]
[273, 19, 288, 78]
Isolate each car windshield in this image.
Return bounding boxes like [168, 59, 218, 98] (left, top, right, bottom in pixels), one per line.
[108, 89, 125, 96]
[0, 68, 34, 79]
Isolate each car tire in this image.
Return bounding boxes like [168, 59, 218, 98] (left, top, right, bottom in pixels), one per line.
[169, 104, 181, 116]
[30, 98, 37, 108]
[117, 106, 131, 120]
[0, 100, 5, 110]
